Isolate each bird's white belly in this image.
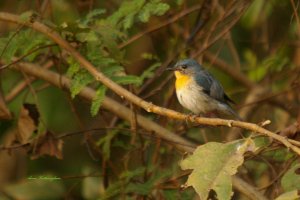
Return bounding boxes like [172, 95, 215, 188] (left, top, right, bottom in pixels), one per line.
[176, 84, 221, 114]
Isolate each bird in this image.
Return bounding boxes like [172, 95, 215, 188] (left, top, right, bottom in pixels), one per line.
[167, 58, 241, 120]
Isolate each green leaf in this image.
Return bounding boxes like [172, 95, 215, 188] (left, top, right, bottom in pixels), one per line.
[20, 11, 36, 22]
[96, 130, 118, 160]
[69, 70, 94, 98]
[248, 66, 268, 82]
[107, 0, 169, 30]
[107, 0, 145, 29]
[244, 49, 257, 68]
[140, 62, 161, 80]
[99, 181, 123, 200]
[141, 53, 159, 60]
[180, 139, 256, 200]
[0, 29, 49, 62]
[81, 8, 106, 25]
[102, 65, 124, 76]
[275, 190, 300, 200]
[281, 163, 300, 192]
[66, 51, 95, 98]
[76, 31, 99, 42]
[138, 0, 170, 22]
[91, 85, 107, 116]
[112, 75, 142, 86]
[120, 167, 146, 182]
[125, 168, 171, 195]
[66, 57, 81, 77]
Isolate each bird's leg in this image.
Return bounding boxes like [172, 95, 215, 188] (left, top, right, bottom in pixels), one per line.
[186, 112, 199, 123]
[183, 113, 195, 127]
[204, 111, 218, 118]
[185, 113, 209, 128]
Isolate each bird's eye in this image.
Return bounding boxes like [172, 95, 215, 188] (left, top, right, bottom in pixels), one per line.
[181, 65, 187, 69]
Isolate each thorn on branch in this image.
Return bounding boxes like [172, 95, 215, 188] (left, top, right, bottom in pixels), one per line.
[227, 120, 233, 127]
[260, 120, 271, 127]
[145, 103, 153, 112]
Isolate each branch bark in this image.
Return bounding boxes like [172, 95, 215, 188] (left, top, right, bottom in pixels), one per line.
[12, 61, 267, 200]
[12, 62, 195, 153]
[0, 12, 300, 156]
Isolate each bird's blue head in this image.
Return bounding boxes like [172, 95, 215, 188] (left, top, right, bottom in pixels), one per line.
[167, 59, 203, 76]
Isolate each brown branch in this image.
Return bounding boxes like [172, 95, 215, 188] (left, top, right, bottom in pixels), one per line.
[203, 51, 255, 88]
[10, 61, 267, 200]
[12, 61, 195, 152]
[0, 12, 300, 156]
[192, 1, 250, 58]
[0, 43, 56, 70]
[204, 51, 299, 117]
[4, 60, 54, 102]
[233, 176, 268, 200]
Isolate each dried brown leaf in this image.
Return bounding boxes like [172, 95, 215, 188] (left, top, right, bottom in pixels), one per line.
[17, 105, 37, 144]
[31, 132, 63, 160]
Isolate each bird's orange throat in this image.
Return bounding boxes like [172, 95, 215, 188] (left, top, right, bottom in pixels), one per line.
[174, 71, 191, 90]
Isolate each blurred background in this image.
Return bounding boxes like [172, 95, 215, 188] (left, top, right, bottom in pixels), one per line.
[0, 0, 299, 199]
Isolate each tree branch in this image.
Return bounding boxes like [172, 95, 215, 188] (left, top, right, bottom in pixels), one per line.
[12, 62, 195, 153]
[0, 12, 300, 156]
[11, 61, 267, 200]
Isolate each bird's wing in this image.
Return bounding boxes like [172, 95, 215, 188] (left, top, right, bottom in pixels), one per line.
[195, 71, 231, 104]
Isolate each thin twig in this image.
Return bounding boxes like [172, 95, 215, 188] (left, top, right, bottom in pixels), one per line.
[118, 4, 202, 49]
[0, 43, 56, 70]
[4, 60, 54, 102]
[12, 61, 196, 152]
[0, 24, 24, 59]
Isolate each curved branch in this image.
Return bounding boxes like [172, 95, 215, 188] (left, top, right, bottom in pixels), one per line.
[0, 12, 299, 156]
[233, 176, 268, 200]
[12, 61, 267, 200]
[12, 62, 195, 153]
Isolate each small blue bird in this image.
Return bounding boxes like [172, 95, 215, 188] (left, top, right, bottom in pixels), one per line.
[168, 59, 241, 120]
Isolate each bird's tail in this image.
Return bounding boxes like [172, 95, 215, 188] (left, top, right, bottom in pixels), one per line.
[224, 105, 243, 121]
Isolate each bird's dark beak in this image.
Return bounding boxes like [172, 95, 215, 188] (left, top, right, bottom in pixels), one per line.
[166, 66, 180, 71]
[166, 67, 175, 71]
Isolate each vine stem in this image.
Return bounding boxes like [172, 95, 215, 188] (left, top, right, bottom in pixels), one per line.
[0, 12, 300, 156]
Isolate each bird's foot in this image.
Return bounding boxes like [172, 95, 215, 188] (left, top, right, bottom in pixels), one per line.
[204, 111, 218, 118]
[186, 114, 208, 128]
[186, 113, 199, 123]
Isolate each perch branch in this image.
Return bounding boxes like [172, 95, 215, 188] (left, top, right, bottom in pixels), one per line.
[0, 12, 300, 156]
[12, 62, 196, 152]
[11, 61, 267, 200]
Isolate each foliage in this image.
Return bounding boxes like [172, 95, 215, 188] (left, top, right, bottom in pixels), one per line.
[180, 139, 256, 200]
[0, 0, 300, 199]
[275, 190, 300, 200]
[281, 163, 300, 192]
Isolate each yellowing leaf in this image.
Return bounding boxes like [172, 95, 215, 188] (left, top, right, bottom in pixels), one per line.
[180, 139, 255, 200]
[281, 163, 300, 192]
[275, 190, 300, 200]
[4, 179, 64, 199]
